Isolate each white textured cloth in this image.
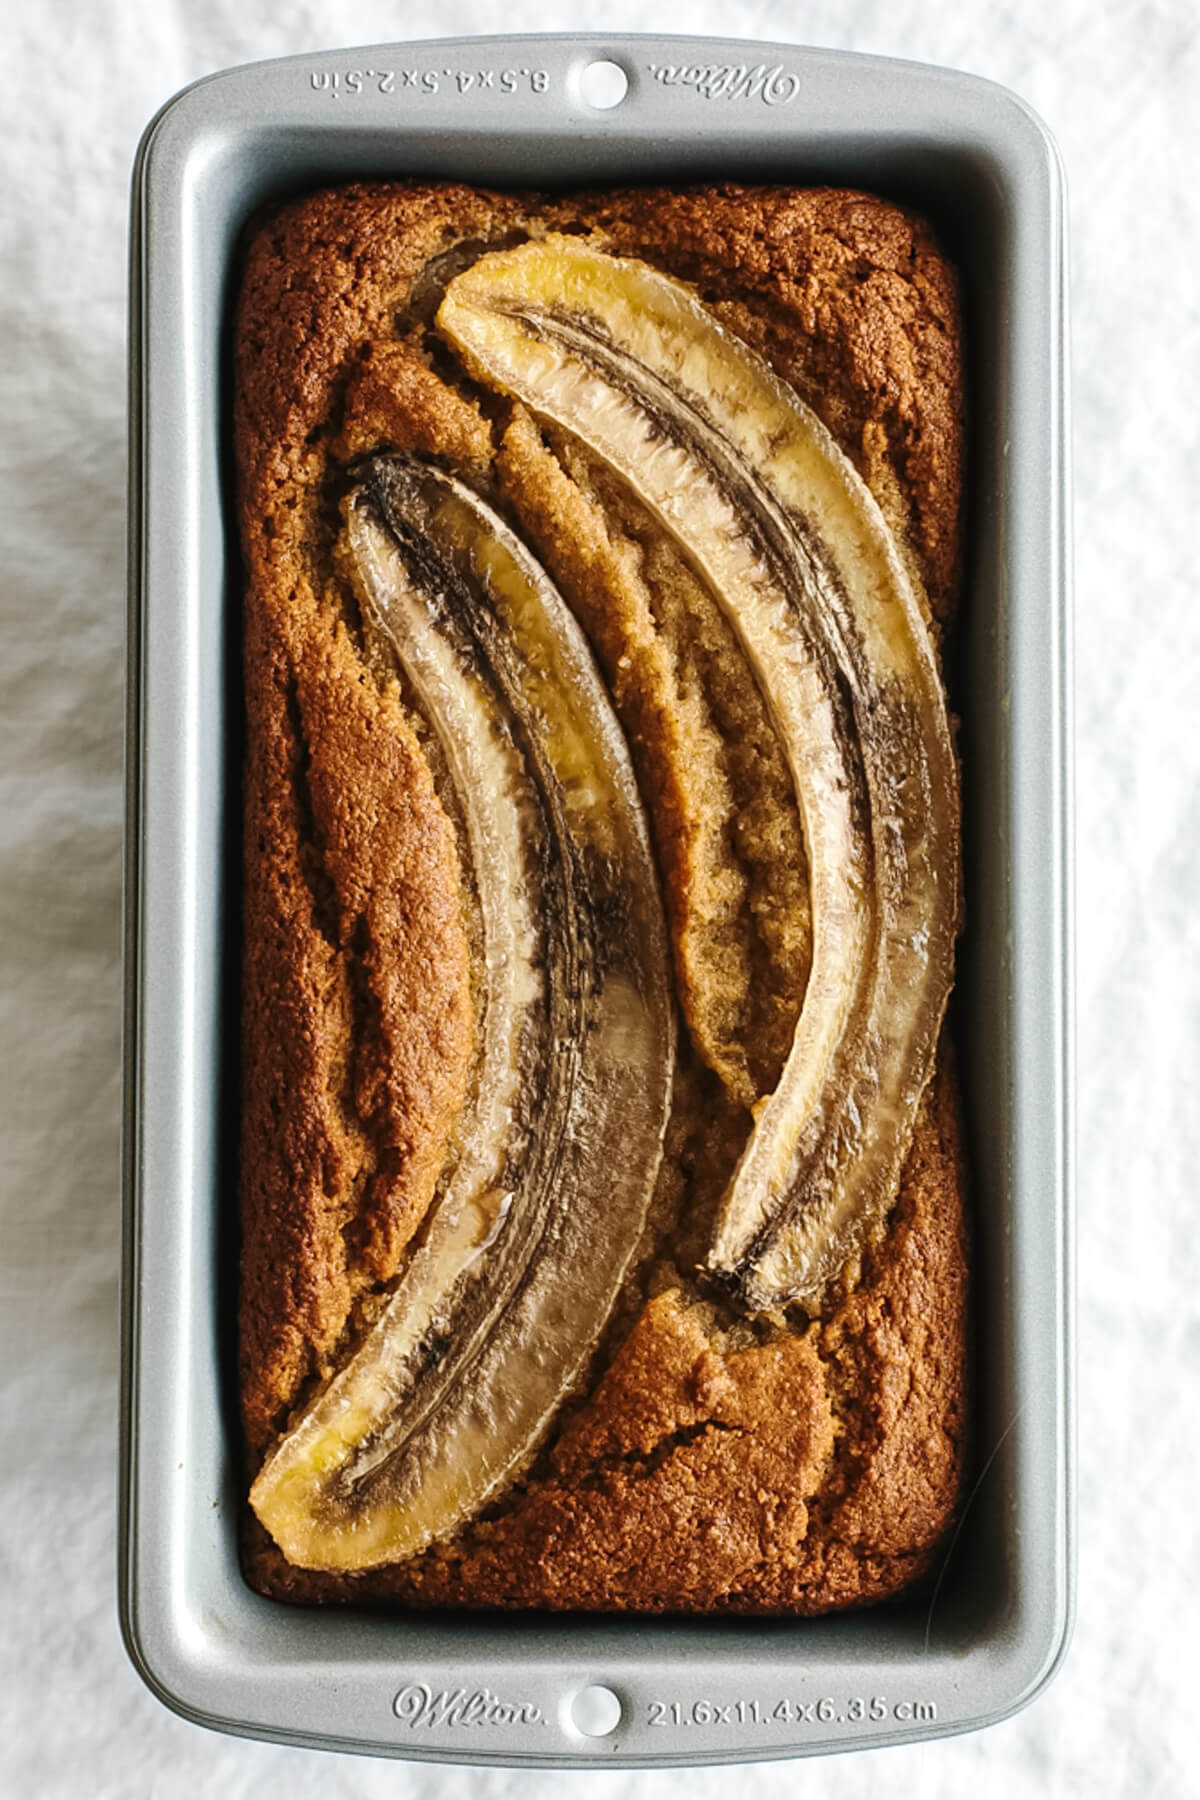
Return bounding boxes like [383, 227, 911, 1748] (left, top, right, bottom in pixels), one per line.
[1, 1, 1197, 1794]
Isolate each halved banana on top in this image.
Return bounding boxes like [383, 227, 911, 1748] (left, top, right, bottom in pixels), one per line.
[250, 455, 675, 1570]
[438, 236, 960, 1314]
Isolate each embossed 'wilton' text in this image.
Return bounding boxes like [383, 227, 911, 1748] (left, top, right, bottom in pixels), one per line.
[393, 1682, 546, 1729]
[646, 62, 801, 103]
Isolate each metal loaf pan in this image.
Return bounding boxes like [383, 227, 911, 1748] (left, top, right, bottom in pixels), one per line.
[121, 34, 1073, 1766]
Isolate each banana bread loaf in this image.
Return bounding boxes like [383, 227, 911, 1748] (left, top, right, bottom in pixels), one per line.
[234, 180, 967, 1613]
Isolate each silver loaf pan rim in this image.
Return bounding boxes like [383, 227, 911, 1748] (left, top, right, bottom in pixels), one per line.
[121, 32, 1073, 1767]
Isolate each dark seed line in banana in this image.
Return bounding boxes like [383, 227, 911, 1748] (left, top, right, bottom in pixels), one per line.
[438, 237, 960, 1314]
[250, 453, 675, 1569]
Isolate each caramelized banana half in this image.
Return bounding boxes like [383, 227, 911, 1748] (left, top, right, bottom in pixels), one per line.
[438, 237, 960, 1314]
[250, 455, 675, 1570]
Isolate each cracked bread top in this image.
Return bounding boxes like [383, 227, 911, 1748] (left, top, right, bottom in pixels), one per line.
[235, 180, 967, 1613]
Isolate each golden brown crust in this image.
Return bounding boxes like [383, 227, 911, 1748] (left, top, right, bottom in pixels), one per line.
[235, 178, 967, 1607]
[243, 1051, 965, 1612]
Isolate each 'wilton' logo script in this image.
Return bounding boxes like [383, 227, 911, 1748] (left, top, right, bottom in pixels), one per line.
[646, 62, 801, 104]
[393, 1682, 546, 1729]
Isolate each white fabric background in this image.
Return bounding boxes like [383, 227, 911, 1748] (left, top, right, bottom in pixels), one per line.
[2, 1, 1197, 1794]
